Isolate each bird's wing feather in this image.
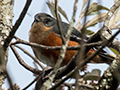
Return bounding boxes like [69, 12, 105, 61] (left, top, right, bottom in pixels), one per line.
[52, 21, 82, 37]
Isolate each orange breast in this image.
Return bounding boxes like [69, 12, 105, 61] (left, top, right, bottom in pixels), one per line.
[39, 31, 79, 65]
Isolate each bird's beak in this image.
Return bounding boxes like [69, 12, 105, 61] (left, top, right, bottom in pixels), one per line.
[35, 15, 41, 22]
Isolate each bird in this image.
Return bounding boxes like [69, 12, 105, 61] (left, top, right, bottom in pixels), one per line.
[29, 13, 115, 67]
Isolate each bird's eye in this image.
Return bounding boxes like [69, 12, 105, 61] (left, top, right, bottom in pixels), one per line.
[45, 20, 49, 24]
[45, 19, 51, 24]
[43, 17, 55, 27]
[44, 19, 51, 27]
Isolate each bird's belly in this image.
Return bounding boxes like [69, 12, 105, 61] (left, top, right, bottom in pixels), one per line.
[33, 48, 56, 67]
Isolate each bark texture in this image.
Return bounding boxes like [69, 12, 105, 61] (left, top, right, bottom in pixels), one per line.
[0, 0, 14, 88]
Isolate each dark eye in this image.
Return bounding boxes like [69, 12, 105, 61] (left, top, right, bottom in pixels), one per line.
[45, 20, 49, 24]
[43, 17, 55, 27]
[44, 19, 51, 24]
[44, 19, 52, 27]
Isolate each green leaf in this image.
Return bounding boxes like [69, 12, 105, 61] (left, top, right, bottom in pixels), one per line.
[109, 47, 119, 55]
[85, 13, 107, 28]
[85, 29, 95, 35]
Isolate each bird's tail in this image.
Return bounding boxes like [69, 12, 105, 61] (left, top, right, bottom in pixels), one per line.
[86, 49, 115, 64]
[98, 52, 115, 64]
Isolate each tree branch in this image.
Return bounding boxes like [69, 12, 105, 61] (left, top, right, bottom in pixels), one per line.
[41, 0, 78, 89]
[10, 45, 42, 75]
[86, 0, 120, 50]
[54, 0, 65, 44]
[94, 55, 120, 90]
[14, 45, 45, 69]
[4, 0, 32, 49]
[12, 36, 102, 50]
[54, 28, 120, 81]
[22, 76, 39, 90]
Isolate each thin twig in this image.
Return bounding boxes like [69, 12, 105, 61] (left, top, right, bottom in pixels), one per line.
[78, 29, 120, 70]
[103, 0, 120, 33]
[52, 1, 120, 89]
[14, 45, 45, 69]
[51, 70, 94, 90]
[12, 36, 102, 50]
[41, 0, 79, 89]
[4, 0, 32, 49]
[22, 76, 39, 90]
[50, 69, 75, 90]
[99, 0, 120, 41]
[86, 0, 120, 56]
[94, 55, 120, 90]
[65, 83, 93, 89]
[54, 0, 65, 44]
[53, 1, 120, 88]
[86, 0, 120, 48]
[54, 28, 120, 82]
[78, 0, 91, 58]
[75, 0, 91, 89]
[56, 0, 78, 72]
[10, 45, 42, 75]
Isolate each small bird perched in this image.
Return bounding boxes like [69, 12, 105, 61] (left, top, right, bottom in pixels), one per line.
[29, 13, 114, 67]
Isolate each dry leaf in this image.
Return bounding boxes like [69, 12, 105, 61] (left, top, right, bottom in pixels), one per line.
[85, 13, 107, 28]
[109, 11, 120, 28]
[81, 3, 109, 17]
[58, 5, 69, 22]
[46, 2, 62, 20]
[82, 0, 88, 11]
[47, 1, 69, 22]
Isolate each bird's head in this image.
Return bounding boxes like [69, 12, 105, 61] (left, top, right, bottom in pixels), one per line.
[33, 13, 56, 27]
